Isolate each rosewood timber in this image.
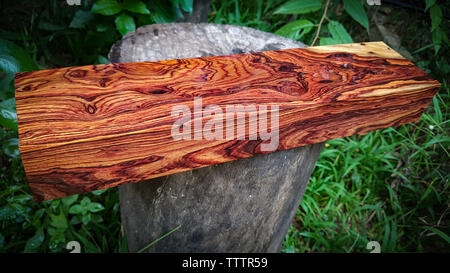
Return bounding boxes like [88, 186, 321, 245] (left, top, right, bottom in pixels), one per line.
[15, 41, 441, 201]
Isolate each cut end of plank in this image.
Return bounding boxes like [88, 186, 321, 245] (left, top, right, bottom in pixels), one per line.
[306, 41, 406, 59]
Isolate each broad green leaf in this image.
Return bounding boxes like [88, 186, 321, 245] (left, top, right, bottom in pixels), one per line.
[343, 0, 369, 31]
[432, 27, 442, 54]
[69, 10, 94, 28]
[92, 0, 123, 16]
[92, 188, 108, 195]
[62, 195, 78, 207]
[275, 19, 314, 39]
[88, 202, 104, 213]
[2, 138, 19, 159]
[0, 39, 38, 72]
[115, 13, 136, 36]
[0, 72, 15, 100]
[24, 228, 44, 253]
[274, 0, 322, 14]
[69, 204, 83, 214]
[96, 55, 109, 64]
[0, 205, 16, 221]
[49, 229, 66, 250]
[0, 55, 20, 74]
[123, 0, 150, 14]
[148, 0, 177, 23]
[328, 21, 353, 44]
[70, 215, 81, 225]
[8, 194, 31, 203]
[430, 5, 442, 32]
[425, 0, 436, 11]
[91, 214, 103, 223]
[81, 213, 91, 225]
[80, 197, 91, 206]
[178, 0, 193, 14]
[49, 213, 68, 229]
[0, 98, 18, 131]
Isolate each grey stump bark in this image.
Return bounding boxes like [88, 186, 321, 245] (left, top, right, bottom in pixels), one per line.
[109, 23, 324, 253]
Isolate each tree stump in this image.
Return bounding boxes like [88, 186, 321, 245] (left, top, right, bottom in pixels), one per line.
[109, 23, 324, 253]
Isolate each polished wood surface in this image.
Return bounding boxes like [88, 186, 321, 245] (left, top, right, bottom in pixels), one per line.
[15, 42, 440, 201]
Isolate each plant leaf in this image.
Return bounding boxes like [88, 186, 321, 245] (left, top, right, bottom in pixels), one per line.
[0, 55, 20, 74]
[96, 55, 109, 64]
[88, 202, 105, 213]
[432, 27, 442, 55]
[69, 10, 94, 28]
[0, 39, 38, 72]
[92, 188, 108, 195]
[328, 21, 353, 44]
[115, 13, 136, 36]
[425, 0, 436, 11]
[80, 197, 91, 206]
[2, 138, 19, 159]
[81, 213, 91, 225]
[424, 227, 450, 243]
[24, 228, 44, 253]
[430, 5, 442, 32]
[0, 98, 18, 131]
[62, 195, 78, 207]
[148, 0, 177, 23]
[274, 0, 322, 14]
[0, 72, 15, 100]
[69, 204, 83, 214]
[123, 0, 150, 14]
[92, 0, 123, 16]
[49, 213, 68, 229]
[343, 0, 369, 31]
[178, 0, 193, 14]
[275, 19, 314, 39]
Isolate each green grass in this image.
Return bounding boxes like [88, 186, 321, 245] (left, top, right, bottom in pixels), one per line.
[0, 0, 448, 253]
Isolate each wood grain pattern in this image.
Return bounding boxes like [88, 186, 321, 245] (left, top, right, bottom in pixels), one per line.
[15, 42, 440, 201]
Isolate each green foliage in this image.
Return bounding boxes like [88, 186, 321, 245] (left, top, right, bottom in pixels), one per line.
[122, 0, 151, 14]
[0, 98, 17, 132]
[426, 2, 447, 54]
[0, 39, 38, 73]
[273, 0, 322, 14]
[430, 4, 442, 31]
[324, 20, 354, 44]
[272, 0, 366, 45]
[92, 0, 146, 36]
[343, 0, 369, 32]
[274, 19, 314, 39]
[92, 0, 123, 16]
[70, 10, 95, 29]
[115, 13, 137, 36]
[89, 0, 193, 36]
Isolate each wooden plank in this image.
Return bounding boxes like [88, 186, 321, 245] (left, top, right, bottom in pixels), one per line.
[15, 41, 440, 201]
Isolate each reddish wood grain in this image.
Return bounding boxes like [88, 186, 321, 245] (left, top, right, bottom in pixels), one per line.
[15, 42, 440, 201]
